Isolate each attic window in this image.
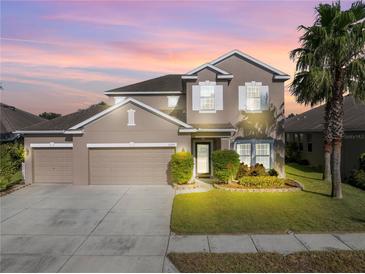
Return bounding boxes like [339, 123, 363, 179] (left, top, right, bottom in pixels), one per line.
[127, 109, 136, 126]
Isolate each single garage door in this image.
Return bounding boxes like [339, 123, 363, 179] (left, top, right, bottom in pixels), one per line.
[89, 148, 174, 185]
[33, 148, 73, 184]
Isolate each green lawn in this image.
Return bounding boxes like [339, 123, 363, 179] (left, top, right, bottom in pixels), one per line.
[171, 164, 365, 234]
[168, 251, 365, 273]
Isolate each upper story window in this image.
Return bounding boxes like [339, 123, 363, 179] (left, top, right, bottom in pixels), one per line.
[192, 81, 223, 113]
[247, 85, 261, 111]
[200, 85, 215, 111]
[239, 81, 269, 112]
[127, 109, 136, 126]
[167, 96, 179, 108]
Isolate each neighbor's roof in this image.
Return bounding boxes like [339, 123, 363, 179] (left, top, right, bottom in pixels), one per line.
[285, 95, 365, 133]
[0, 103, 45, 134]
[21, 103, 110, 131]
[104, 74, 183, 95]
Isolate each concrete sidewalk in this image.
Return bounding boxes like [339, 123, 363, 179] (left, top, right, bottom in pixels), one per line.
[167, 233, 365, 254]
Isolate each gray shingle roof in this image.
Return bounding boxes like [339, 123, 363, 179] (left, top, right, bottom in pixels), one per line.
[104, 74, 183, 93]
[285, 95, 365, 132]
[0, 103, 45, 134]
[21, 103, 110, 131]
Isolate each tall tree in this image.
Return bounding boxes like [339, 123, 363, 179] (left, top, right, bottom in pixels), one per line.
[290, 1, 365, 198]
[39, 112, 61, 120]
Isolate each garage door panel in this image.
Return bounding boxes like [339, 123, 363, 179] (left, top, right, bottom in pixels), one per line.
[33, 148, 73, 184]
[89, 148, 174, 185]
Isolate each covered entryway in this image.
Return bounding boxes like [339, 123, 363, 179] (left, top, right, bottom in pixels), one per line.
[88, 144, 175, 185]
[33, 148, 73, 184]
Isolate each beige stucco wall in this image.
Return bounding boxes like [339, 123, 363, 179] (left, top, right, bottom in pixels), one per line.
[186, 55, 286, 176]
[107, 95, 187, 121]
[24, 102, 191, 185]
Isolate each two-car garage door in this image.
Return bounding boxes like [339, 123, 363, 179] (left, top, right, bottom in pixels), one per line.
[32, 146, 174, 185]
[88, 148, 174, 185]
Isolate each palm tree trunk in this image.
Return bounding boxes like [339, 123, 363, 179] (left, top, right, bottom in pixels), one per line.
[323, 102, 332, 183]
[330, 85, 344, 199]
[323, 142, 332, 182]
[331, 138, 342, 198]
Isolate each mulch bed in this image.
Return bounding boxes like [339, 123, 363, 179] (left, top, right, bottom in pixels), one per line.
[213, 180, 303, 193]
[0, 181, 30, 197]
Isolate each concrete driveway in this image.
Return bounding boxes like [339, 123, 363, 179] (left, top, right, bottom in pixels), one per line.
[0, 184, 174, 273]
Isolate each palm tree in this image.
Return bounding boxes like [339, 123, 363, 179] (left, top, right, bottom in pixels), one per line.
[290, 1, 365, 199]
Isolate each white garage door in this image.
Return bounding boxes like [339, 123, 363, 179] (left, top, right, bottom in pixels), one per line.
[33, 148, 73, 184]
[89, 148, 174, 185]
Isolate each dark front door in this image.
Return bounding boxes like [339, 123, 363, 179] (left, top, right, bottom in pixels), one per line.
[196, 143, 211, 176]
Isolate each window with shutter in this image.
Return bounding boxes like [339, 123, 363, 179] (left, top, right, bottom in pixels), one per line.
[239, 82, 269, 112]
[200, 85, 215, 111]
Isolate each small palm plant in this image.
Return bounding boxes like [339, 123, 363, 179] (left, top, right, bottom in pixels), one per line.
[290, 1, 365, 199]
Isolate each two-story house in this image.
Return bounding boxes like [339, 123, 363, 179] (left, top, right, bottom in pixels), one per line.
[18, 50, 289, 185]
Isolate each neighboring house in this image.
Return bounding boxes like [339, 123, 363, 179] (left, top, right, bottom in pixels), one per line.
[285, 95, 365, 178]
[0, 103, 45, 142]
[17, 50, 290, 185]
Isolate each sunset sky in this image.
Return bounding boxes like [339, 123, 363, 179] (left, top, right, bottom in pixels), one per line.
[1, 0, 353, 115]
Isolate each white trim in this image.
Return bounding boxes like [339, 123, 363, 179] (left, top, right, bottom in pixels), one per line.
[185, 63, 231, 75]
[181, 75, 198, 80]
[64, 130, 83, 134]
[30, 143, 73, 148]
[273, 75, 290, 80]
[104, 91, 182, 95]
[14, 130, 65, 134]
[179, 128, 237, 133]
[127, 109, 136, 126]
[217, 75, 234, 79]
[69, 97, 193, 130]
[210, 49, 290, 78]
[87, 142, 177, 148]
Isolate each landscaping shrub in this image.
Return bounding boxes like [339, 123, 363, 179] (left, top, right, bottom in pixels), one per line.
[268, 168, 279, 177]
[248, 163, 267, 176]
[170, 152, 194, 184]
[236, 163, 250, 179]
[348, 169, 365, 190]
[346, 153, 365, 190]
[212, 150, 240, 183]
[285, 142, 301, 163]
[359, 153, 365, 171]
[238, 176, 287, 188]
[0, 143, 24, 190]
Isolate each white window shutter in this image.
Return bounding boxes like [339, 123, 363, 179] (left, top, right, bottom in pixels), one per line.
[215, 85, 223, 110]
[238, 86, 247, 110]
[260, 86, 269, 110]
[192, 85, 200, 111]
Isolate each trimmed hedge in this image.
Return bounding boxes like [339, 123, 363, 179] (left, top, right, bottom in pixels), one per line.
[238, 176, 287, 188]
[170, 152, 194, 185]
[212, 150, 240, 183]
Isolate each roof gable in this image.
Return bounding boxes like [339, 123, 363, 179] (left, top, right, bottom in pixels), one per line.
[69, 98, 192, 130]
[210, 50, 290, 80]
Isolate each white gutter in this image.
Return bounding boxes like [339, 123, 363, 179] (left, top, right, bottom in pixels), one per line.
[30, 143, 73, 148]
[273, 75, 290, 80]
[14, 130, 65, 134]
[104, 91, 183, 95]
[179, 128, 237, 133]
[87, 142, 177, 148]
[217, 75, 234, 79]
[14, 130, 83, 135]
[181, 75, 198, 80]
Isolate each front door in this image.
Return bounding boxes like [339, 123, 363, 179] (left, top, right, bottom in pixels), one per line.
[196, 143, 210, 176]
